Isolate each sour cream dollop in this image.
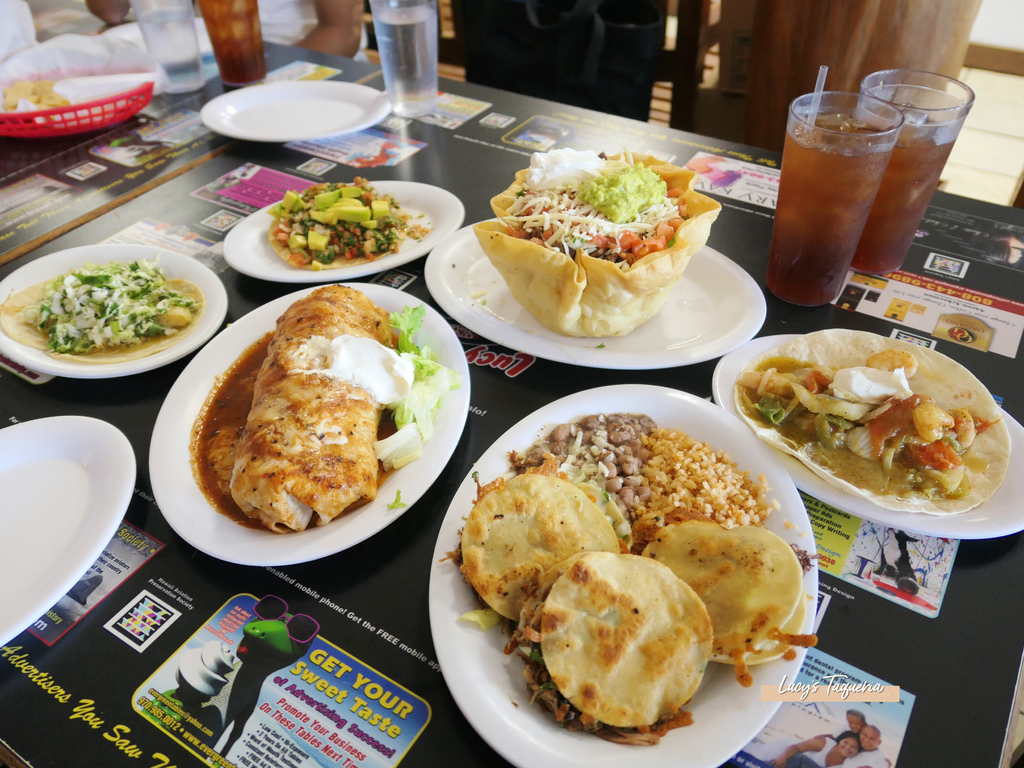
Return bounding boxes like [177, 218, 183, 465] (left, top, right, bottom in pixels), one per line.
[524, 149, 605, 191]
[830, 366, 913, 404]
[322, 335, 414, 404]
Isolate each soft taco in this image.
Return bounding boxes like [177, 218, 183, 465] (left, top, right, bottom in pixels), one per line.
[473, 150, 721, 337]
[0, 259, 204, 364]
[733, 329, 1010, 515]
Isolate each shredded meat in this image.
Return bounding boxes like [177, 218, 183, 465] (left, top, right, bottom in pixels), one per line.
[791, 544, 819, 573]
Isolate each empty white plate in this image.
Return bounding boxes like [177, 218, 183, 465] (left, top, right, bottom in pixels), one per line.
[200, 81, 391, 142]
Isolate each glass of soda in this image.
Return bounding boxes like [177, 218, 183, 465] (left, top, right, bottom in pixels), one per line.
[851, 69, 975, 275]
[195, 0, 266, 86]
[766, 91, 904, 306]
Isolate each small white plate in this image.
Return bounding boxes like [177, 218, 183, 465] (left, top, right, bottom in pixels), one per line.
[712, 334, 1024, 539]
[423, 224, 766, 370]
[150, 283, 471, 566]
[429, 384, 817, 768]
[224, 181, 466, 283]
[0, 245, 228, 379]
[0, 416, 135, 647]
[199, 81, 391, 142]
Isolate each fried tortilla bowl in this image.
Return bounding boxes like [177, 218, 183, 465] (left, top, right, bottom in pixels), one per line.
[734, 329, 1010, 515]
[517, 551, 712, 732]
[460, 473, 620, 620]
[642, 519, 806, 665]
[0, 277, 204, 364]
[473, 153, 722, 337]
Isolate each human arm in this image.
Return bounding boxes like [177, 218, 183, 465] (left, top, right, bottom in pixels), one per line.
[293, 0, 364, 58]
[772, 735, 829, 768]
[85, 0, 131, 24]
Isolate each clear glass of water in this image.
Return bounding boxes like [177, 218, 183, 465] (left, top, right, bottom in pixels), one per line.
[369, 0, 439, 117]
[129, 0, 206, 94]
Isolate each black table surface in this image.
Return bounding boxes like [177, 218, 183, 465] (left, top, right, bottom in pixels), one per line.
[2, 43, 1024, 768]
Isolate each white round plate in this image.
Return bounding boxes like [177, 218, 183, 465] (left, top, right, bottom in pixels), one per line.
[199, 81, 391, 142]
[712, 334, 1024, 539]
[423, 224, 766, 370]
[428, 384, 818, 768]
[224, 182, 466, 283]
[150, 283, 471, 566]
[0, 416, 135, 646]
[0, 245, 228, 379]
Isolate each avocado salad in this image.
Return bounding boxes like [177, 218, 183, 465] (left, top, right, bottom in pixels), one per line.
[269, 178, 430, 269]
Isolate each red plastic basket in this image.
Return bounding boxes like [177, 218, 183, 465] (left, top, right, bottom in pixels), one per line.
[0, 81, 154, 138]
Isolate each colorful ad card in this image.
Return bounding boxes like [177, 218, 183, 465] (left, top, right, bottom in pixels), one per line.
[685, 151, 780, 210]
[30, 522, 164, 645]
[805, 493, 957, 619]
[133, 593, 430, 768]
[192, 164, 311, 215]
[286, 129, 426, 168]
[737, 648, 915, 768]
[835, 269, 1024, 360]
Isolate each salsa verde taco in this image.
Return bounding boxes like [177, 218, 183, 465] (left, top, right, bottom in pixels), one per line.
[733, 329, 1010, 515]
[0, 258, 204, 364]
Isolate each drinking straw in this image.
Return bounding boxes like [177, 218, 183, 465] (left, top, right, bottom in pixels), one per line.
[808, 65, 828, 125]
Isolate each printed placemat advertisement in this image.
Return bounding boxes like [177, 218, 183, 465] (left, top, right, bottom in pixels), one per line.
[285, 129, 426, 168]
[736, 648, 915, 768]
[805, 493, 956, 619]
[30, 522, 164, 645]
[131, 593, 430, 768]
[835, 269, 1024, 359]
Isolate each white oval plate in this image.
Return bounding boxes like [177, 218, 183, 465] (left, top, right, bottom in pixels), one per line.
[0, 416, 135, 646]
[150, 283, 471, 566]
[712, 334, 1024, 539]
[423, 224, 766, 370]
[0, 245, 228, 379]
[428, 384, 817, 768]
[200, 81, 391, 142]
[224, 181, 466, 283]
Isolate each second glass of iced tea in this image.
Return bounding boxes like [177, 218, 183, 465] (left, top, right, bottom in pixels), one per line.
[851, 69, 975, 275]
[766, 91, 904, 306]
[196, 0, 266, 86]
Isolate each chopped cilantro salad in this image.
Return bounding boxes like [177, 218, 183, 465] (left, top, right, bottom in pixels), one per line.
[34, 259, 199, 355]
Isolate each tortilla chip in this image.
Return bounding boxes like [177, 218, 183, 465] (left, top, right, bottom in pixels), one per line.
[734, 329, 1010, 515]
[0, 277, 204, 364]
[473, 152, 721, 337]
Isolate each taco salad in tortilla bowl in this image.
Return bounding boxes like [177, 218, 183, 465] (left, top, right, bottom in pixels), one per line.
[473, 149, 721, 338]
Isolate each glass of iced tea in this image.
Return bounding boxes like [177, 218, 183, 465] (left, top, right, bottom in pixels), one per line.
[766, 91, 904, 306]
[195, 0, 266, 86]
[851, 70, 975, 275]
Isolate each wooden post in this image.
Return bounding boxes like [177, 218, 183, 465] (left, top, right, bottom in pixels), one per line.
[743, 0, 983, 152]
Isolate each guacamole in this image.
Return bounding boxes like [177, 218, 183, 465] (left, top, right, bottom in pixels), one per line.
[578, 163, 667, 224]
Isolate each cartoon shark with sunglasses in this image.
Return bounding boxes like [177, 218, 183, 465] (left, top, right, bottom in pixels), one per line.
[215, 595, 320, 755]
[157, 595, 320, 756]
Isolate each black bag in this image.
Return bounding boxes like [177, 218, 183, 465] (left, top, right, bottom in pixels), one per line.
[461, 0, 664, 121]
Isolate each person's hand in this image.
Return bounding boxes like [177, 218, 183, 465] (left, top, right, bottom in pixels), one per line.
[85, 0, 131, 25]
